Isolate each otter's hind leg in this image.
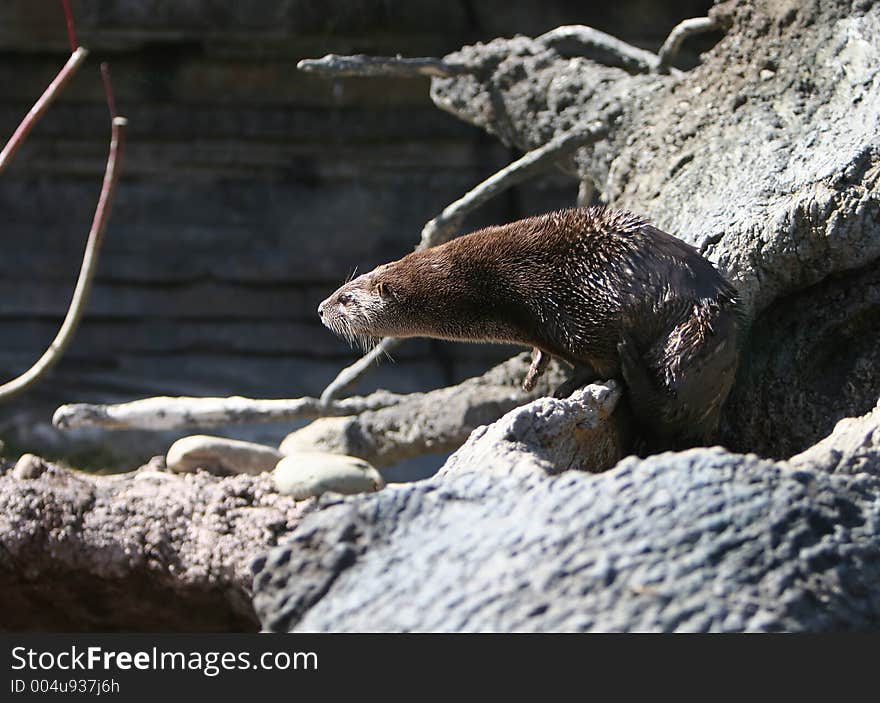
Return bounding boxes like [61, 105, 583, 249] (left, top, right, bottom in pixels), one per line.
[617, 333, 666, 420]
[619, 320, 739, 450]
[617, 332, 680, 453]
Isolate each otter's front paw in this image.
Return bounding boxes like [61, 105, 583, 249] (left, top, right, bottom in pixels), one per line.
[522, 347, 549, 392]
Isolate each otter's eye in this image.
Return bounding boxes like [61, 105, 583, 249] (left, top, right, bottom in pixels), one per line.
[338, 292, 355, 305]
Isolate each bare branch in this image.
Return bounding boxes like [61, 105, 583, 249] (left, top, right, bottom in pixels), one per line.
[0, 113, 128, 402]
[537, 25, 675, 75]
[297, 54, 469, 79]
[656, 17, 720, 73]
[0, 47, 88, 174]
[418, 124, 606, 249]
[53, 389, 413, 431]
[320, 337, 402, 404]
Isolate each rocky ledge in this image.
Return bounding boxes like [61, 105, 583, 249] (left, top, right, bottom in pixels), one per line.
[0, 458, 306, 631]
[253, 400, 880, 632]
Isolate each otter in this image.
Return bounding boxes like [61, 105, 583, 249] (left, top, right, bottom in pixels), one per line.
[318, 207, 742, 449]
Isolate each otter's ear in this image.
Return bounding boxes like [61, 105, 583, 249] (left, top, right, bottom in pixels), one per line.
[376, 281, 394, 300]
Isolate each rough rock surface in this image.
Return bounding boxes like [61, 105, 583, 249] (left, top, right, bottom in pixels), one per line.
[788, 399, 880, 477]
[432, 0, 880, 314]
[722, 263, 880, 458]
[0, 460, 307, 631]
[438, 381, 625, 479]
[253, 447, 880, 632]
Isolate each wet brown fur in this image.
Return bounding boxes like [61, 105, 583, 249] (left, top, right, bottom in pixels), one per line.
[319, 206, 742, 448]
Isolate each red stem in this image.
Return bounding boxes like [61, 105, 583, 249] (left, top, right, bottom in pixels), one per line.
[0, 114, 127, 401]
[0, 47, 88, 174]
[60, 0, 78, 52]
[100, 63, 117, 120]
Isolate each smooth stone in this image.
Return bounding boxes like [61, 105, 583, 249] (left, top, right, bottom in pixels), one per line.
[12, 453, 49, 479]
[166, 435, 283, 475]
[273, 452, 384, 500]
[278, 417, 352, 455]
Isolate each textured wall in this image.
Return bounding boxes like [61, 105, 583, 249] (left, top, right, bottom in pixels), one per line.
[0, 0, 713, 466]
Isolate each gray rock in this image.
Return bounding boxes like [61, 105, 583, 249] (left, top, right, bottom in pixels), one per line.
[166, 434, 283, 475]
[722, 263, 880, 458]
[0, 460, 306, 631]
[438, 381, 625, 479]
[432, 1, 880, 318]
[253, 448, 880, 632]
[788, 399, 880, 476]
[273, 453, 384, 500]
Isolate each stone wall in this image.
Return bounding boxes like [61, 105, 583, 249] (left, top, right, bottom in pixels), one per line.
[0, 0, 714, 468]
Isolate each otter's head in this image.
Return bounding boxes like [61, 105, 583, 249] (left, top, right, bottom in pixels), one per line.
[319, 245, 508, 348]
[318, 262, 414, 350]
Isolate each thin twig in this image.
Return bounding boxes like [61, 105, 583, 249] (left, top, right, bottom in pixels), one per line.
[418, 124, 606, 250]
[297, 54, 469, 78]
[656, 17, 720, 73]
[320, 338, 403, 404]
[537, 25, 672, 75]
[0, 115, 128, 401]
[53, 389, 412, 431]
[0, 47, 88, 174]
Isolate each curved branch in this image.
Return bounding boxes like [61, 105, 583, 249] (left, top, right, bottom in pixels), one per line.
[656, 17, 720, 73]
[0, 47, 88, 174]
[297, 54, 469, 79]
[0, 114, 127, 402]
[537, 25, 672, 75]
[418, 125, 606, 249]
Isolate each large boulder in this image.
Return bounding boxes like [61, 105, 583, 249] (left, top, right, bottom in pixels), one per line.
[253, 445, 880, 632]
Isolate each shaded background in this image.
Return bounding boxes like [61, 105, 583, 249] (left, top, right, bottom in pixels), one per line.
[0, 0, 714, 475]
